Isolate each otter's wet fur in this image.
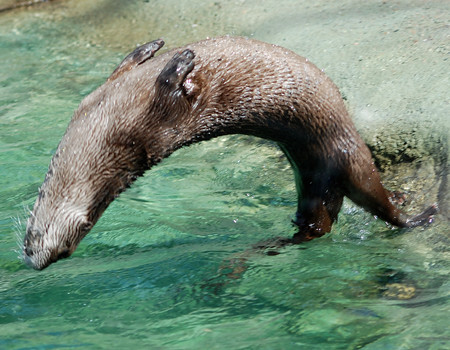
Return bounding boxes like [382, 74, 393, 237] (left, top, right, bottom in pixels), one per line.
[24, 37, 437, 270]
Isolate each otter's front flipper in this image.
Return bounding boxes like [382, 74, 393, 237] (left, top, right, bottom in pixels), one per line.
[156, 49, 195, 96]
[108, 39, 165, 81]
[290, 193, 344, 243]
[279, 144, 344, 243]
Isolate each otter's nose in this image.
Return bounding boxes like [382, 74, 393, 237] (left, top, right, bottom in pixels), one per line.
[23, 235, 36, 257]
[24, 244, 34, 257]
[23, 240, 42, 270]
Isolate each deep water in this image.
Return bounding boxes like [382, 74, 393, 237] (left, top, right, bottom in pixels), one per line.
[0, 1, 448, 349]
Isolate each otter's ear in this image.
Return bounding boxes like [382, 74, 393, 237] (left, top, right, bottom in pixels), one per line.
[156, 49, 195, 95]
[108, 39, 165, 82]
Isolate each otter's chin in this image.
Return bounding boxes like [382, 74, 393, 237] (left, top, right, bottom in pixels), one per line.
[23, 252, 50, 271]
[23, 246, 73, 271]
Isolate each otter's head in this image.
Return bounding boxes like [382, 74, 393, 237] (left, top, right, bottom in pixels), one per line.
[23, 82, 151, 269]
[23, 40, 199, 270]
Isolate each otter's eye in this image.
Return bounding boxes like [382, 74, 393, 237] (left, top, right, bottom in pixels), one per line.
[26, 227, 42, 238]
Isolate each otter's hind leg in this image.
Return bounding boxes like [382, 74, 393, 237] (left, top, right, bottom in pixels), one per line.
[344, 162, 437, 228]
[108, 39, 165, 81]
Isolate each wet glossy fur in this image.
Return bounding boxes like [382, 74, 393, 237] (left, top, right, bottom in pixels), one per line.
[24, 37, 436, 270]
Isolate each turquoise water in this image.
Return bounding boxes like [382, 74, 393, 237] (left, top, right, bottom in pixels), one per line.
[1, 2, 448, 349]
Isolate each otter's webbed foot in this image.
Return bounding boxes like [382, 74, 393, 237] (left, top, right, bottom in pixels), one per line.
[387, 191, 437, 227]
[157, 49, 195, 96]
[405, 204, 438, 227]
[109, 39, 165, 81]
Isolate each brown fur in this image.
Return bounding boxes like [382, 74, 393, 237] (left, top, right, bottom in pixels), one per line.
[23, 36, 436, 270]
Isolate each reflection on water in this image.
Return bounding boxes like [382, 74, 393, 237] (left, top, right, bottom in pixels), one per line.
[0, 1, 448, 349]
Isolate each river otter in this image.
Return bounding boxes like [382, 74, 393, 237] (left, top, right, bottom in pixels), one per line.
[23, 36, 437, 270]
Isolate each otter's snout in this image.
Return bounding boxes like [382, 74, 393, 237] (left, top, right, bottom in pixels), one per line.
[23, 229, 73, 270]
